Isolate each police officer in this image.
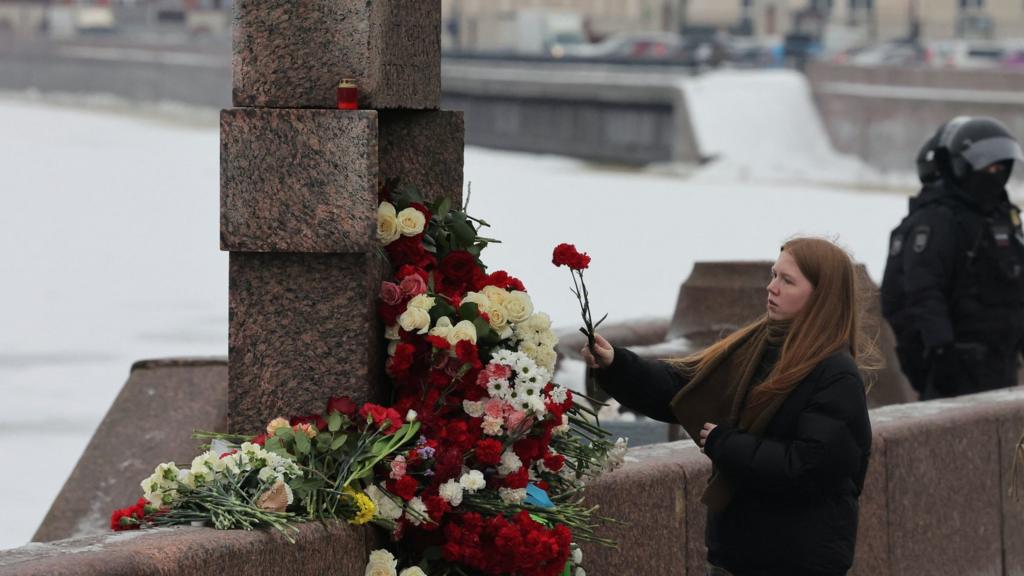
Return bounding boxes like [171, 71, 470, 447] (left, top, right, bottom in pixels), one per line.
[881, 116, 1024, 399]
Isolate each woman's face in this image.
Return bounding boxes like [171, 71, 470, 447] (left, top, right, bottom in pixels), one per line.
[766, 251, 814, 320]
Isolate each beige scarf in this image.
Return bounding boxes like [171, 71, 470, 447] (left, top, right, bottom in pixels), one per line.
[667, 318, 792, 511]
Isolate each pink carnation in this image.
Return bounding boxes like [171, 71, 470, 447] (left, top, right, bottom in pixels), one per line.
[485, 363, 512, 381]
[390, 455, 407, 480]
[506, 410, 530, 431]
[484, 399, 507, 419]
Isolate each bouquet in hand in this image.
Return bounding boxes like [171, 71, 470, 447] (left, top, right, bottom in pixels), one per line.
[552, 243, 606, 357]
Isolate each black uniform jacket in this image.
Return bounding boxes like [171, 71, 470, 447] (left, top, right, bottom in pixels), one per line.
[597, 346, 872, 576]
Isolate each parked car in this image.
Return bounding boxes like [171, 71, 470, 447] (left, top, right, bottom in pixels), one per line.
[561, 32, 686, 61]
[926, 39, 1006, 69]
[834, 41, 928, 67]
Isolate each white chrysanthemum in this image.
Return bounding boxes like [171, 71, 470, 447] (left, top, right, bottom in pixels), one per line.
[481, 416, 503, 436]
[498, 449, 522, 476]
[462, 400, 485, 418]
[511, 353, 539, 377]
[459, 470, 486, 493]
[487, 379, 511, 400]
[405, 497, 429, 526]
[439, 479, 464, 507]
[499, 487, 527, 505]
[528, 395, 548, 418]
[491, 349, 516, 366]
[365, 485, 403, 521]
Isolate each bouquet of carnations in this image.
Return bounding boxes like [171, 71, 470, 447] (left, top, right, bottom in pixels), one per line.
[369, 180, 627, 576]
[111, 395, 420, 543]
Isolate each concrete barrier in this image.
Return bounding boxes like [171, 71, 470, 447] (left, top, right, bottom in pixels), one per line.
[7, 387, 1023, 575]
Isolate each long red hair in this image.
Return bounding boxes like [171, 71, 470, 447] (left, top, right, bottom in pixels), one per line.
[676, 237, 874, 409]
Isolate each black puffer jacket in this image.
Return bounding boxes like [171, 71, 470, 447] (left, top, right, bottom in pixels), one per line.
[597, 347, 871, 576]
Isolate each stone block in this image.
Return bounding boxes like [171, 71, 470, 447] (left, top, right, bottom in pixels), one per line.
[850, 433, 891, 576]
[232, 0, 441, 110]
[32, 359, 228, 543]
[228, 252, 386, 434]
[379, 110, 464, 204]
[220, 108, 378, 253]
[998, 401, 1024, 575]
[871, 398, 1007, 576]
[5, 521, 378, 576]
[580, 442, 691, 575]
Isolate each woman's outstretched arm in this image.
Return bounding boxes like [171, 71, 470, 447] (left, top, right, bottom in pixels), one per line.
[583, 334, 687, 423]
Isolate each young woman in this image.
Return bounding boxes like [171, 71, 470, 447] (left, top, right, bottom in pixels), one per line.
[582, 237, 874, 576]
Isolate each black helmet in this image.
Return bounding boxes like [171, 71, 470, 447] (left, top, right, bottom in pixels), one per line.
[916, 125, 943, 184]
[935, 116, 1024, 182]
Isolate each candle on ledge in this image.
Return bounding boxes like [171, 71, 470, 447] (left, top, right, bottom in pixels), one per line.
[337, 79, 358, 110]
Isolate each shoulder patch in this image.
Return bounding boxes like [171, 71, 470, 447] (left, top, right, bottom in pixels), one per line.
[912, 225, 931, 253]
[889, 234, 904, 257]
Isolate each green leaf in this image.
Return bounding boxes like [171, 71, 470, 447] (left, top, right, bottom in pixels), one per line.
[435, 197, 451, 219]
[459, 302, 479, 321]
[294, 432, 311, 455]
[275, 427, 294, 443]
[330, 434, 348, 451]
[316, 432, 333, 452]
[451, 221, 476, 247]
[328, 412, 342, 433]
[473, 317, 492, 338]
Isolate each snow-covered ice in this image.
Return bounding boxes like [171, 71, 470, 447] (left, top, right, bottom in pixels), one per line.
[0, 70, 925, 549]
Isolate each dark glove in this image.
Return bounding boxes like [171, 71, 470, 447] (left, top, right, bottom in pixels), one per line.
[926, 345, 961, 396]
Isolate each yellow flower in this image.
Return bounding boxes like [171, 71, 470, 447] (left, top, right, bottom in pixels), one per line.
[347, 488, 377, 525]
[296, 423, 318, 439]
[266, 417, 290, 437]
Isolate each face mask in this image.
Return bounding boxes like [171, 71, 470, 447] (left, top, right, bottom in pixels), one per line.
[967, 164, 1011, 207]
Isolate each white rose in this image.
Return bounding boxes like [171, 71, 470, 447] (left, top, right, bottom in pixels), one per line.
[377, 202, 400, 245]
[407, 294, 435, 312]
[429, 316, 453, 340]
[399, 568, 428, 576]
[486, 304, 509, 331]
[439, 479, 464, 507]
[397, 207, 426, 236]
[461, 291, 491, 313]
[365, 548, 398, 576]
[459, 470, 486, 493]
[575, 568, 586, 576]
[398, 307, 431, 335]
[481, 285, 509, 306]
[503, 291, 533, 323]
[572, 546, 583, 564]
[448, 320, 477, 345]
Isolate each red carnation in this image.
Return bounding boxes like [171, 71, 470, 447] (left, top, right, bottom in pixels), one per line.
[543, 452, 565, 472]
[552, 243, 590, 270]
[503, 466, 529, 489]
[455, 340, 482, 370]
[425, 335, 451, 351]
[359, 403, 404, 434]
[388, 342, 416, 376]
[388, 475, 420, 501]
[474, 438, 504, 466]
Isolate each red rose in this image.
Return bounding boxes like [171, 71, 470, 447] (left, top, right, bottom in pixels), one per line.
[507, 276, 526, 292]
[552, 243, 591, 270]
[410, 202, 433, 226]
[326, 396, 358, 418]
[387, 235, 435, 270]
[474, 438, 503, 466]
[251, 433, 268, 446]
[396, 264, 429, 283]
[439, 251, 485, 295]
[388, 474, 420, 501]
